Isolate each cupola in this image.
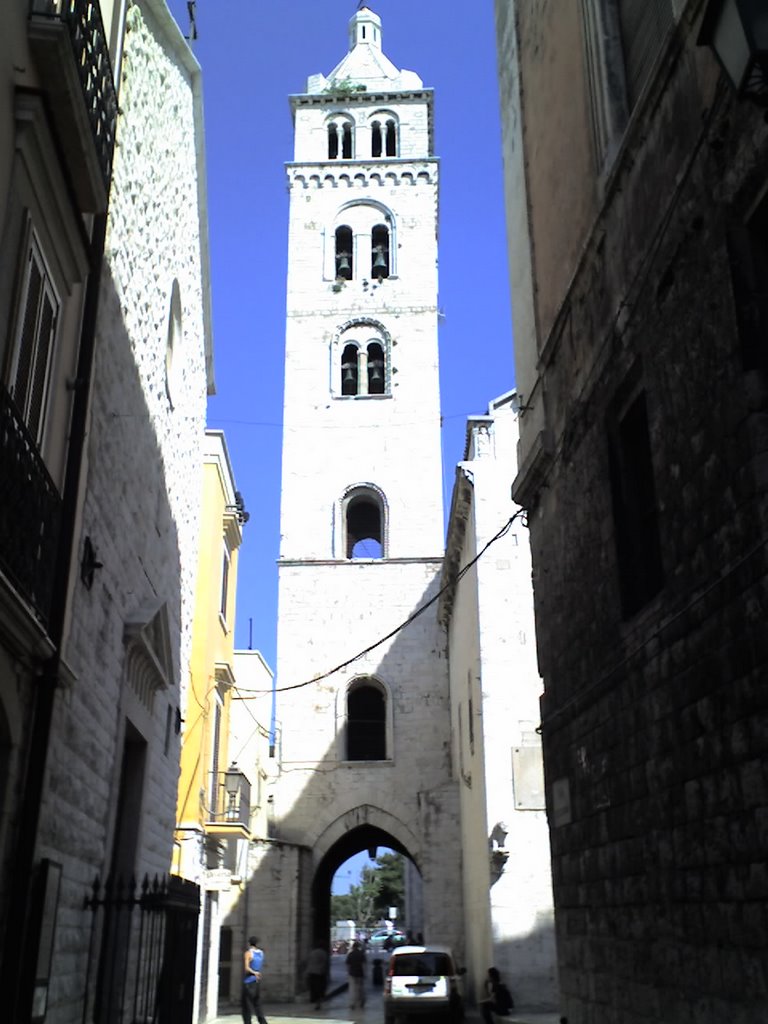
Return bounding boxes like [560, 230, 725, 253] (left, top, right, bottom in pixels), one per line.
[348, 7, 382, 51]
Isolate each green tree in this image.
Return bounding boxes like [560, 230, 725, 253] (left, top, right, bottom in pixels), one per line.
[331, 853, 407, 928]
[372, 852, 405, 919]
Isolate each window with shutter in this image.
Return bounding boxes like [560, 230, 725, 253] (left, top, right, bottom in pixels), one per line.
[617, 0, 674, 109]
[581, 0, 674, 170]
[9, 232, 59, 444]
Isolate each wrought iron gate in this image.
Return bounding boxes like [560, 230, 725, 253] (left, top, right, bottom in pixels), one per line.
[83, 874, 200, 1024]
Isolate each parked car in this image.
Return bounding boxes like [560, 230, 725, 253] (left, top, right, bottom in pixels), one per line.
[383, 944, 465, 1023]
[369, 929, 406, 952]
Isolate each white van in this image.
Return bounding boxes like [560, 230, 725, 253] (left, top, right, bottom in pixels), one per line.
[383, 945, 465, 1023]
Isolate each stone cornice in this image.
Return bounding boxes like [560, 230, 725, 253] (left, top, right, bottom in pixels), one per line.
[290, 89, 434, 110]
[287, 160, 438, 190]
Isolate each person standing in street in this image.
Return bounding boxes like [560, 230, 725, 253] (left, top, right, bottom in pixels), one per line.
[306, 943, 329, 1010]
[346, 939, 367, 1010]
[241, 936, 268, 1024]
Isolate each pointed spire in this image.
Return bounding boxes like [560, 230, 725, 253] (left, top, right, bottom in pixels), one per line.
[348, 6, 382, 52]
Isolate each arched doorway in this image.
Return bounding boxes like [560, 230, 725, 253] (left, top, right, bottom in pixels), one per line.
[311, 824, 420, 946]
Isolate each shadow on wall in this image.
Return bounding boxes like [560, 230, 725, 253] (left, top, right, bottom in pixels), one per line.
[34, 258, 189, 1024]
[215, 573, 560, 1014]
[219, 572, 448, 1003]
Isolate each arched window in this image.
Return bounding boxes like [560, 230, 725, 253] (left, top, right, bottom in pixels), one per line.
[385, 118, 397, 156]
[327, 116, 354, 160]
[335, 226, 353, 279]
[371, 224, 390, 279]
[367, 342, 385, 395]
[328, 123, 339, 160]
[335, 320, 391, 398]
[371, 120, 382, 158]
[346, 680, 386, 761]
[345, 487, 385, 558]
[341, 343, 359, 395]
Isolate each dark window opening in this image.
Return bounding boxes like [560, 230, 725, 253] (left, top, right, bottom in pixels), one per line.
[367, 342, 385, 395]
[362, 25, 366, 39]
[11, 236, 58, 442]
[371, 121, 382, 158]
[727, 198, 768, 372]
[608, 390, 663, 617]
[347, 684, 386, 760]
[391, 953, 455, 977]
[335, 226, 353, 279]
[328, 123, 339, 160]
[220, 548, 229, 618]
[371, 224, 390, 279]
[341, 343, 359, 395]
[209, 701, 222, 814]
[346, 494, 383, 558]
[342, 123, 353, 160]
[385, 119, 397, 157]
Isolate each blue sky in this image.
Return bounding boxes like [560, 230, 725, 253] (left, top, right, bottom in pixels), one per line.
[165, 0, 514, 679]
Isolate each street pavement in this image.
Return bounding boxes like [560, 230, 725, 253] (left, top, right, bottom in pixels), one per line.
[209, 953, 562, 1024]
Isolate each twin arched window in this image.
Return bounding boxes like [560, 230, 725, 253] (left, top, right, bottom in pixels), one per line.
[337, 321, 389, 398]
[326, 113, 399, 161]
[346, 678, 387, 761]
[341, 341, 385, 396]
[328, 118, 353, 160]
[371, 118, 397, 158]
[335, 223, 390, 280]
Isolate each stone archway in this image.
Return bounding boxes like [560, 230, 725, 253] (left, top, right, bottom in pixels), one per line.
[311, 821, 419, 945]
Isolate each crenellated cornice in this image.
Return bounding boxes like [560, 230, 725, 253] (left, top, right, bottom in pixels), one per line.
[287, 159, 439, 191]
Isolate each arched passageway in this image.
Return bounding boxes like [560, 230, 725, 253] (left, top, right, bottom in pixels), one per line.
[311, 824, 419, 944]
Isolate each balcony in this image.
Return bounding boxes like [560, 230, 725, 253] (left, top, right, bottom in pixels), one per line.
[204, 768, 251, 839]
[28, 0, 118, 212]
[0, 384, 62, 630]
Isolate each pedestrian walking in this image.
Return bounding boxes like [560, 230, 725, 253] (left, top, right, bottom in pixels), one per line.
[346, 939, 367, 1009]
[241, 936, 268, 1024]
[306, 943, 329, 1009]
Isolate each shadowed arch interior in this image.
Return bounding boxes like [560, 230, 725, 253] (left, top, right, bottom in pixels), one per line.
[311, 824, 416, 945]
[346, 492, 383, 558]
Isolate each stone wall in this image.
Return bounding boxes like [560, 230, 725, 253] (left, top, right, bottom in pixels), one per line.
[34, 3, 210, 1019]
[503, 1, 768, 1020]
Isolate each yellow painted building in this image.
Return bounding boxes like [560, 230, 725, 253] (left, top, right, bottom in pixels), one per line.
[175, 428, 248, 1022]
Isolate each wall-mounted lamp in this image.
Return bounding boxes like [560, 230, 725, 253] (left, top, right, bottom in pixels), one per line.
[698, 0, 768, 105]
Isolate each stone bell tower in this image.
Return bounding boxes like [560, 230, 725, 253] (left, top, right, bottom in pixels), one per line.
[257, 8, 462, 996]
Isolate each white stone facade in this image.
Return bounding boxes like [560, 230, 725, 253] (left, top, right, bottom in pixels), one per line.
[30, 3, 212, 1019]
[440, 392, 559, 1010]
[265, 7, 462, 1001]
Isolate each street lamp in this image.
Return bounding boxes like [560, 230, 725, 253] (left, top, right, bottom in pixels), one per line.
[223, 762, 247, 822]
[698, 0, 768, 104]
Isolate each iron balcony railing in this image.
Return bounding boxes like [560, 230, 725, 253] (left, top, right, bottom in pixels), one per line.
[31, 0, 118, 196]
[0, 383, 62, 627]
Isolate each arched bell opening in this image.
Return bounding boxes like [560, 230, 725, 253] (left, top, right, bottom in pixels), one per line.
[371, 224, 390, 280]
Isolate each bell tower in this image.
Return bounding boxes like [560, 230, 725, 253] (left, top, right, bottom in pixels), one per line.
[266, 7, 462, 987]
